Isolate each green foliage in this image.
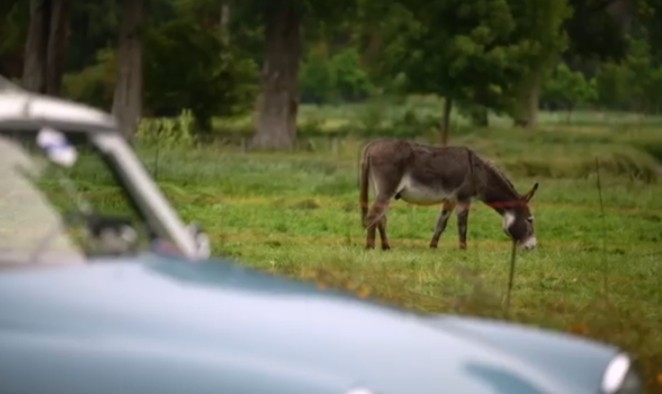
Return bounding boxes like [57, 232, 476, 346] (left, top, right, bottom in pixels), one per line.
[595, 62, 631, 110]
[143, 19, 259, 131]
[300, 44, 337, 104]
[390, 0, 519, 106]
[564, 0, 629, 61]
[333, 47, 373, 101]
[0, 2, 27, 56]
[136, 108, 197, 149]
[368, 0, 573, 124]
[0, 0, 28, 77]
[593, 37, 662, 113]
[356, 100, 386, 135]
[506, 0, 572, 123]
[62, 49, 117, 109]
[541, 63, 596, 111]
[66, 0, 119, 71]
[300, 45, 374, 104]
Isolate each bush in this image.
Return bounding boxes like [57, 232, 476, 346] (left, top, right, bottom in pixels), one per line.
[595, 63, 631, 111]
[143, 19, 259, 131]
[333, 48, 374, 102]
[136, 108, 197, 150]
[62, 49, 116, 109]
[299, 44, 337, 104]
[541, 63, 597, 112]
[299, 45, 375, 105]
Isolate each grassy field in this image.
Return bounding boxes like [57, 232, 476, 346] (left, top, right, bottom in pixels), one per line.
[133, 103, 662, 392]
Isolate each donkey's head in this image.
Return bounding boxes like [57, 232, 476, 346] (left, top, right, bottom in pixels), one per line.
[502, 182, 539, 250]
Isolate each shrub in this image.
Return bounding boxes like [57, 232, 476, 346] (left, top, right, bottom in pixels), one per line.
[143, 19, 259, 132]
[299, 45, 375, 105]
[333, 48, 374, 102]
[299, 44, 337, 104]
[541, 63, 597, 112]
[62, 48, 116, 109]
[136, 109, 196, 150]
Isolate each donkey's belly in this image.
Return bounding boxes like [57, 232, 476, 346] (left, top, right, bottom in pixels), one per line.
[396, 175, 454, 205]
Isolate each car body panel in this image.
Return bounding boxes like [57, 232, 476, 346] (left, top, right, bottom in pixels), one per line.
[0, 254, 618, 394]
[431, 316, 616, 393]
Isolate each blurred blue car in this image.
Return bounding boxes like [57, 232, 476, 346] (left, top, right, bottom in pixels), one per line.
[0, 76, 644, 394]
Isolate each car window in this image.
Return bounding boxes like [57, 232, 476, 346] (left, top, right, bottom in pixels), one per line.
[0, 130, 152, 266]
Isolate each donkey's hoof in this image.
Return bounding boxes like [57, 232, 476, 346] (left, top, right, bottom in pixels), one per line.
[429, 243, 439, 249]
[381, 244, 391, 251]
[459, 243, 467, 250]
[365, 244, 376, 250]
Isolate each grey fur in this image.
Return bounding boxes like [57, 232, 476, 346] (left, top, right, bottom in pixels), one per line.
[359, 139, 539, 250]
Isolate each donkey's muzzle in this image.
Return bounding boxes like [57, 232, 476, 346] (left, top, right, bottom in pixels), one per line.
[520, 236, 537, 250]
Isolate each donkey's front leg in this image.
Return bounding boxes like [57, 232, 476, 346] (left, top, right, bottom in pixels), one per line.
[456, 200, 471, 250]
[429, 200, 455, 248]
[366, 222, 377, 249]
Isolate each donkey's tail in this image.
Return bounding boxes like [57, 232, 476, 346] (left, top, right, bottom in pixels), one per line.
[359, 142, 372, 228]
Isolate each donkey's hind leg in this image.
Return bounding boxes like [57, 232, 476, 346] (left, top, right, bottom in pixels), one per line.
[377, 215, 390, 250]
[429, 200, 456, 248]
[365, 199, 392, 250]
[365, 192, 396, 250]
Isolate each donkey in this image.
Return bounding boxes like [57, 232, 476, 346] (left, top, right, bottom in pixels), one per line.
[359, 139, 539, 251]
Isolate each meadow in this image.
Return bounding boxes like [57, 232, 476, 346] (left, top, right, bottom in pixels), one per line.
[134, 98, 662, 392]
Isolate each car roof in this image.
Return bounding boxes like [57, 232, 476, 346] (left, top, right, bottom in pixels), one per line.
[0, 75, 117, 132]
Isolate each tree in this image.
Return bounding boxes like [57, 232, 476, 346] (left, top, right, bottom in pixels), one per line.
[112, 0, 145, 142]
[299, 43, 337, 104]
[541, 62, 596, 120]
[365, 0, 520, 141]
[250, 0, 303, 150]
[507, 0, 572, 127]
[247, 0, 356, 150]
[299, 45, 373, 104]
[22, 0, 70, 95]
[595, 62, 631, 110]
[143, 18, 258, 129]
[564, 0, 631, 63]
[65, 0, 118, 72]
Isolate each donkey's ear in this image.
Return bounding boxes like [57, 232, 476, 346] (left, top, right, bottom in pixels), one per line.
[522, 182, 539, 202]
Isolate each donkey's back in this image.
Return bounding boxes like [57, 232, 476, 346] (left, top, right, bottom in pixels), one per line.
[361, 139, 476, 206]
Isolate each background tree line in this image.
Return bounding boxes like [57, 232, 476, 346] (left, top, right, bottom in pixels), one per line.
[1, 0, 662, 149]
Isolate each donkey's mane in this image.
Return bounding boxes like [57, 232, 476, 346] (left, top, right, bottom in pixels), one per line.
[474, 153, 520, 197]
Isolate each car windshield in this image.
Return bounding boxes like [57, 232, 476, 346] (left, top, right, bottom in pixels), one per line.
[0, 129, 153, 266]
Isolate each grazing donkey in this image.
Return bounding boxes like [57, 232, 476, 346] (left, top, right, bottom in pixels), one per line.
[359, 139, 539, 251]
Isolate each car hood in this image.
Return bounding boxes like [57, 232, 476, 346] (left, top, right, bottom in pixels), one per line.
[0, 254, 618, 394]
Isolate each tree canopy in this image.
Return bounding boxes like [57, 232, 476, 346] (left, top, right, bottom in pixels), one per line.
[2, 0, 662, 143]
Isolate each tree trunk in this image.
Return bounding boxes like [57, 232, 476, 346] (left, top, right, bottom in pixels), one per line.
[45, 0, 69, 96]
[22, 0, 49, 92]
[440, 97, 452, 146]
[250, 2, 302, 151]
[112, 0, 145, 142]
[22, 0, 69, 95]
[513, 68, 543, 128]
[220, 2, 230, 44]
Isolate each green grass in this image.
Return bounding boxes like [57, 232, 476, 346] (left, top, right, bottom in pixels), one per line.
[209, 94, 662, 137]
[133, 106, 662, 391]
[129, 129, 662, 392]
